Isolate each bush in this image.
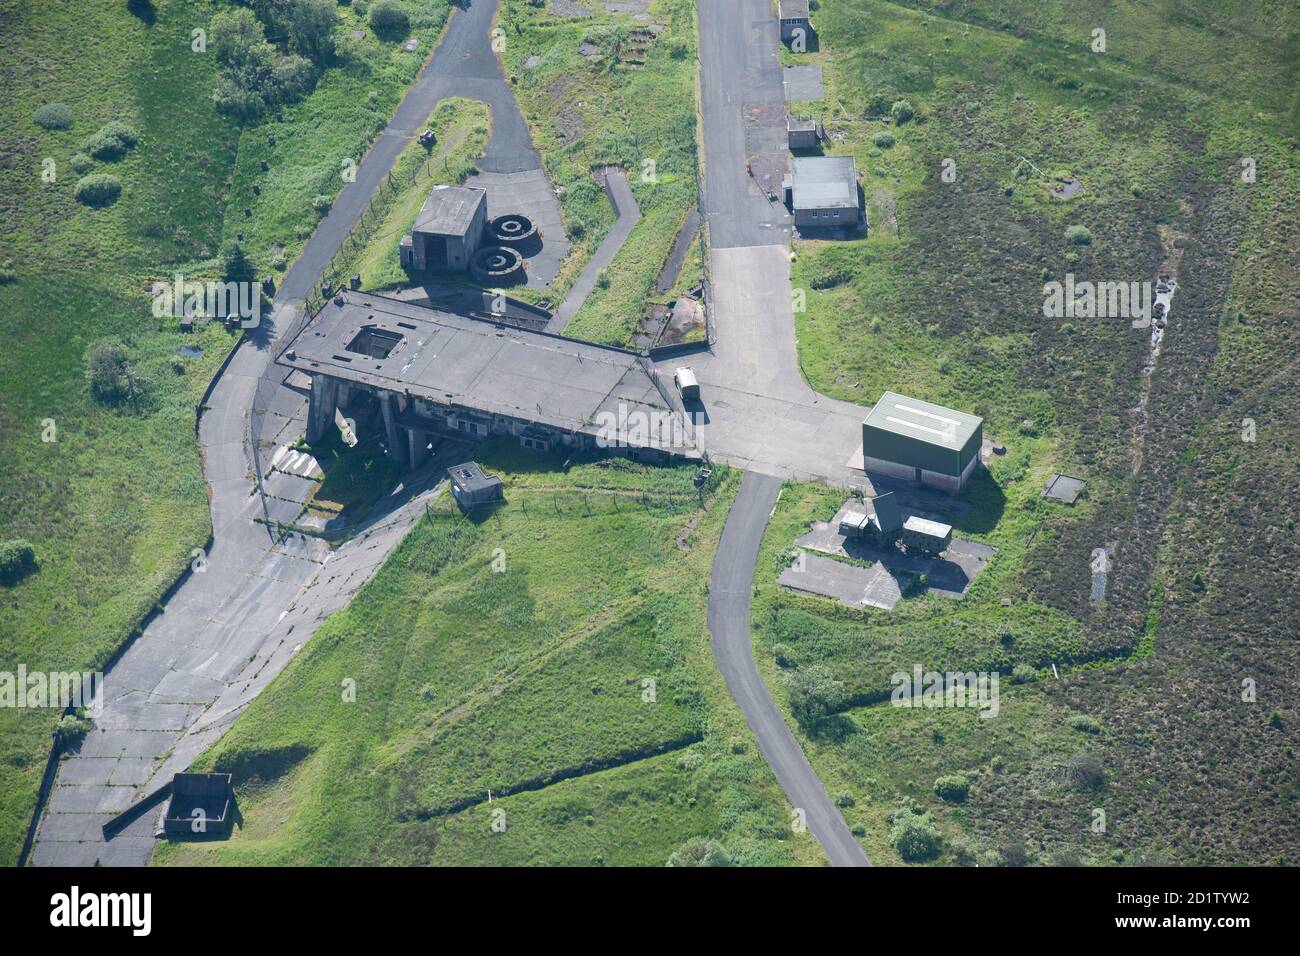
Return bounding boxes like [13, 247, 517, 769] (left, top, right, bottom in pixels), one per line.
[933, 774, 970, 803]
[1064, 749, 1106, 790]
[85, 338, 141, 404]
[1011, 663, 1037, 684]
[33, 102, 74, 130]
[370, 0, 410, 41]
[667, 837, 730, 867]
[81, 122, 138, 161]
[311, 194, 333, 216]
[889, 809, 941, 861]
[873, 131, 895, 149]
[1065, 224, 1092, 245]
[787, 664, 846, 725]
[890, 99, 914, 124]
[56, 713, 93, 747]
[74, 174, 123, 207]
[1070, 713, 1103, 734]
[0, 540, 37, 585]
[834, 790, 855, 808]
[69, 153, 95, 175]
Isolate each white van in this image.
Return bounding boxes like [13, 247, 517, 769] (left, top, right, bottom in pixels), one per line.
[674, 366, 700, 402]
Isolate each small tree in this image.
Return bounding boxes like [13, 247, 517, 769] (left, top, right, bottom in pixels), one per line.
[889, 809, 941, 862]
[85, 339, 140, 404]
[33, 102, 74, 130]
[890, 99, 915, 124]
[221, 240, 256, 284]
[74, 174, 123, 207]
[0, 540, 37, 585]
[787, 664, 846, 725]
[370, 0, 410, 42]
[288, 0, 337, 63]
[1065, 224, 1093, 245]
[1065, 748, 1106, 790]
[933, 774, 970, 803]
[667, 838, 731, 867]
[56, 712, 93, 747]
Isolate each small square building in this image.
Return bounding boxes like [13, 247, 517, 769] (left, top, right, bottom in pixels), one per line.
[448, 462, 504, 511]
[400, 184, 487, 273]
[779, 1, 811, 44]
[787, 116, 818, 150]
[862, 391, 983, 492]
[783, 155, 861, 228]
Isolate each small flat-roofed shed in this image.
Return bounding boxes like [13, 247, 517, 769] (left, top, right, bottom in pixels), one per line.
[448, 461, 504, 510]
[784, 155, 861, 227]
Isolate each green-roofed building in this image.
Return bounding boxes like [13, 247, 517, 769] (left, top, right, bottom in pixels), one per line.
[861, 391, 984, 492]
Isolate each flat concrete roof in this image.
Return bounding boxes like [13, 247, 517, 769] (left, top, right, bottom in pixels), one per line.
[414, 185, 486, 237]
[780, 0, 810, 19]
[864, 391, 983, 450]
[903, 515, 952, 538]
[279, 291, 691, 449]
[788, 116, 816, 132]
[791, 155, 857, 211]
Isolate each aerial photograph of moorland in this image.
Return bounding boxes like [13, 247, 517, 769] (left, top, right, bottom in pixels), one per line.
[0, 0, 1294, 908]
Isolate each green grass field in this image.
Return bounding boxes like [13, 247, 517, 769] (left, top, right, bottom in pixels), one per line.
[757, 0, 1299, 865]
[0, 0, 454, 865]
[497, 0, 701, 343]
[154, 445, 818, 866]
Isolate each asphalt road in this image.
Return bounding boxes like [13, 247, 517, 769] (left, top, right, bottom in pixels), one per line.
[695, 0, 873, 867]
[28, 0, 528, 867]
[709, 473, 872, 867]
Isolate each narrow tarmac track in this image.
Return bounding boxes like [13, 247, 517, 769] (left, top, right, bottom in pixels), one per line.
[709, 473, 872, 867]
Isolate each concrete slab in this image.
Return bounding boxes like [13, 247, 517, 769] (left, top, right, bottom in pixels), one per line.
[783, 65, 823, 101]
[463, 168, 570, 288]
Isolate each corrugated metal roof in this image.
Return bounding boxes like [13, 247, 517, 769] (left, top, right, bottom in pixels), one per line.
[790, 155, 857, 211]
[864, 391, 983, 449]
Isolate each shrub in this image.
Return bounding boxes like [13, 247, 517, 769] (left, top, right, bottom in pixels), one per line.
[1064, 748, 1106, 790]
[889, 809, 941, 861]
[771, 643, 796, 668]
[1000, 839, 1031, 867]
[934, 774, 970, 803]
[56, 713, 94, 747]
[0, 540, 38, 585]
[311, 194, 333, 216]
[1011, 663, 1037, 684]
[890, 99, 914, 124]
[82, 122, 138, 161]
[33, 102, 74, 130]
[70, 153, 95, 175]
[834, 790, 855, 808]
[74, 174, 123, 207]
[787, 664, 846, 725]
[667, 837, 730, 867]
[873, 131, 895, 149]
[1070, 713, 1103, 735]
[0, 265, 15, 285]
[1065, 224, 1092, 245]
[84, 338, 140, 404]
[370, 0, 410, 41]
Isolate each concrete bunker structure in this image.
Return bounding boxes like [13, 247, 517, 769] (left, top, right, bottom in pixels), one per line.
[280, 290, 697, 470]
[400, 184, 488, 273]
[163, 772, 233, 839]
[448, 461, 504, 511]
[862, 391, 984, 492]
